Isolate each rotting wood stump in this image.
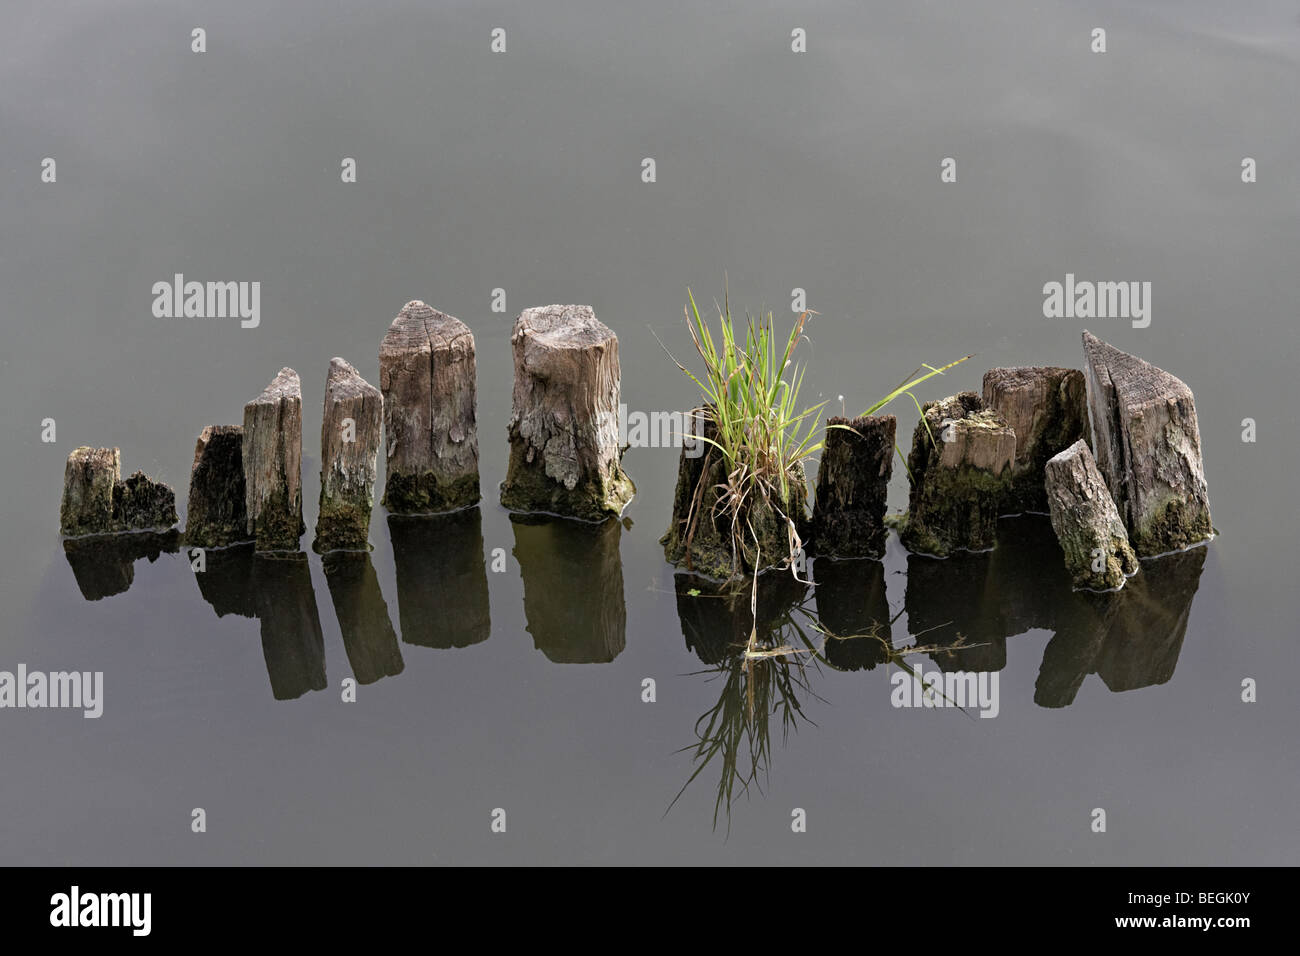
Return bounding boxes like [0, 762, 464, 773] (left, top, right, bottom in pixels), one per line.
[811, 414, 896, 559]
[243, 367, 304, 552]
[1044, 439, 1139, 591]
[60, 446, 178, 536]
[1081, 331, 1213, 555]
[184, 425, 248, 548]
[379, 301, 480, 514]
[316, 357, 382, 552]
[500, 304, 634, 521]
[900, 392, 1015, 557]
[981, 366, 1088, 515]
[660, 407, 811, 581]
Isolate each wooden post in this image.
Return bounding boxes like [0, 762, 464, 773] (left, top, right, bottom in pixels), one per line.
[379, 301, 480, 514]
[981, 366, 1088, 515]
[811, 414, 896, 559]
[900, 392, 1015, 556]
[184, 425, 248, 548]
[500, 305, 634, 521]
[60, 446, 177, 536]
[316, 358, 382, 551]
[243, 367, 304, 552]
[1081, 331, 1213, 556]
[1044, 439, 1139, 591]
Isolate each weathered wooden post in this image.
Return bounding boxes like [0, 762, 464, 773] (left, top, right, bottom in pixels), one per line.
[811, 414, 896, 559]
[184, 425, 248, 547]
[1081, 332, 1213, 556]
[60, 446, 177, 536]
[500, 305, 634, 521]
[661, 407, 809, 580]
[379, 301, 480, 514]
[900, 392, 1016, 556]
[1044, 439, 1139, 591]
[243, 367, 304, 552]
[316, 358, 382, 551]
[981, 366, 1088, 514]
[60, 447, 120, 535]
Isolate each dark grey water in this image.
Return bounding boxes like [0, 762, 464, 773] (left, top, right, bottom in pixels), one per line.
[2, 0, 1297, 864]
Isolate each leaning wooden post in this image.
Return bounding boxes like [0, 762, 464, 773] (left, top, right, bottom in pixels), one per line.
[243, 367, 304, 552]
[500, 305, 634, 520]
[1081, 331, 1213, 555]
[379, 301, 480, 514]
[316, 358, 382, 551]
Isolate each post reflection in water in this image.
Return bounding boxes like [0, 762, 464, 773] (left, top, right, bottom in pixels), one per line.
[670, 570, 816, 832]
[511, 514, 626, 664]
[670, 515, 1210, 827]
[192, 544, 327, 701]
[813, 557, 892, 671]
[321, 551, 403, 685]
[902, 516, 1206, 706]
[388, 510, 491, 651]
[62, 530, 181, 601]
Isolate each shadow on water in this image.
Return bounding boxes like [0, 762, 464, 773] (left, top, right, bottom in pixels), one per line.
[511, 514, 626, 664]
[62, 530, 180, 601]
[191, 544, 327, 701]
[388, 510, 491, 651]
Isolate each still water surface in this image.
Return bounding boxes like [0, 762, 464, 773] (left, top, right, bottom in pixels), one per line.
[2, 0, 1297, 863]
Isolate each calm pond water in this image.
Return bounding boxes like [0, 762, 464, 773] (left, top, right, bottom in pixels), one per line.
[2, 0, 1297, 864]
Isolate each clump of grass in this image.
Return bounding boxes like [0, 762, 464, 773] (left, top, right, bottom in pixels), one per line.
[660, 281, 971, 583]
[659, 285, 825, 578]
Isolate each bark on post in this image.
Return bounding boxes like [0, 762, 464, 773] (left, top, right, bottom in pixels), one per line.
[1044, 439, 1139, 591]
[981, 366, 1088, 514]
[900, 392, 1016, 556]
[379, 301, 480, 514]
[243, 367, 304, 552]
[500, 305, 634, 521]
[1081, 331, 1213, 555]
[184, 425, 248, 548]
[811, 415, 896, 559]
[316, 358, 382, 551]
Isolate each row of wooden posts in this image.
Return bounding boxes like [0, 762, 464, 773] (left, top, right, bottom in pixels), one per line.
[59, 299, 1213, 593]
[60, 302, 636, 555]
